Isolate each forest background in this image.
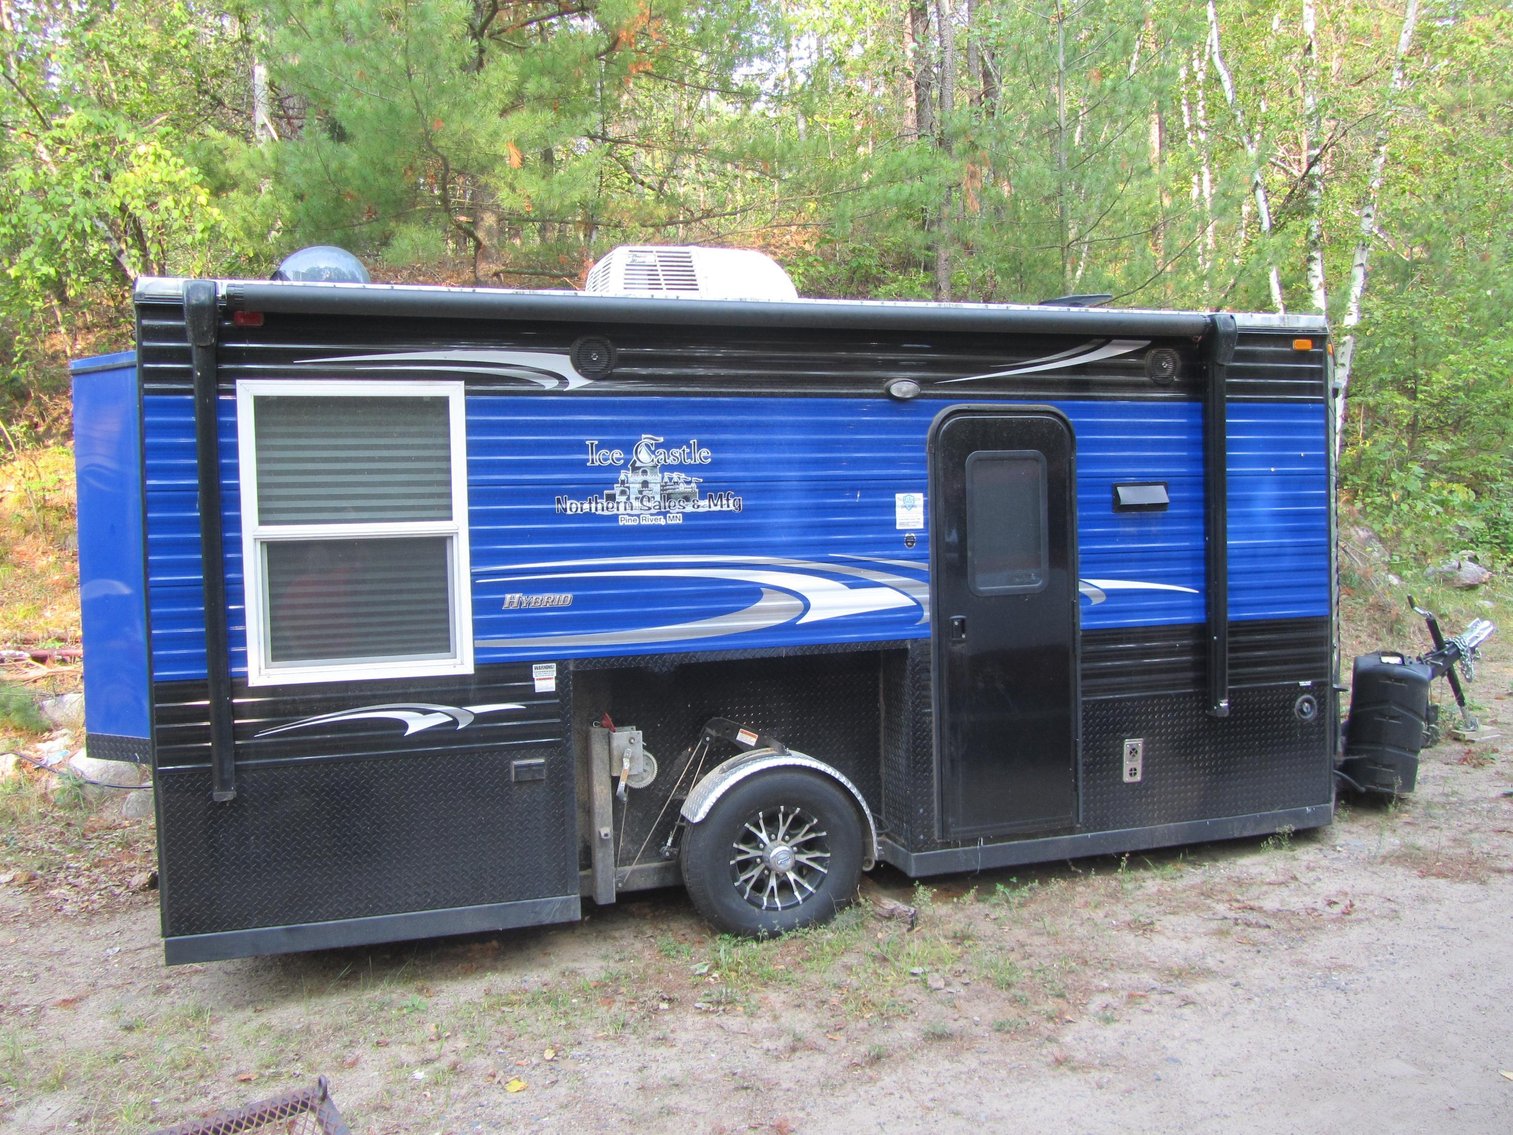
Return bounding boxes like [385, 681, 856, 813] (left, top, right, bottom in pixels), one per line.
[1, 0, 1510, 633]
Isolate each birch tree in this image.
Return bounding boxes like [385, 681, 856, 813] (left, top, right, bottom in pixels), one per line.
[1206, 0, 1284, 311]
[1332, 0, 1419, 448]
[1300, 0, 1328, 315]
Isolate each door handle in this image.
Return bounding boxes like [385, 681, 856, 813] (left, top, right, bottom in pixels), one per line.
[950, 615, 967, 642]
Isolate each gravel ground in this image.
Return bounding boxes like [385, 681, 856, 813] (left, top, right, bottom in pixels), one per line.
[3, 649, 1509, 1134]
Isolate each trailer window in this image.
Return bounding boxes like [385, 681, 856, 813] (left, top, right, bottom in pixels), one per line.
[236, 381, 473, 686]
[966, 451, 1047, 594]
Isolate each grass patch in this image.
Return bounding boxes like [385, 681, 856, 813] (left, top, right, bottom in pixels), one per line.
[0, 769, 153, 900]
[976, 953, 1025, 991]
[0, 1028, 31, 1093]
[1261, 825, 1296, 852]
[1384, 844, 1503, 884]
[0, 443, 80, 648]
[987, 878, 1042, 911]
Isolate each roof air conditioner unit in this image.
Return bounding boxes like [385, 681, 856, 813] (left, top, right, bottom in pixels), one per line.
[585, 246, 798, 301]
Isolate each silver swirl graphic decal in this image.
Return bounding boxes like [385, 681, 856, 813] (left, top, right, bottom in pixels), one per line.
[291, 349, 591, 390]
[938, 339, 1150, 384]
[1078, 578, 1200, 606]
[255, 702, 525, 738]
[477, 555, 1198, 648]
[476, 555, 927, 649]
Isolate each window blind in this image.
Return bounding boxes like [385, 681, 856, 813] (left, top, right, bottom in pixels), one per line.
[253, 395, 452, 524]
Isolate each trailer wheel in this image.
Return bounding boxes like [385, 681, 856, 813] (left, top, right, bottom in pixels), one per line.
[681, 770, 863, 937]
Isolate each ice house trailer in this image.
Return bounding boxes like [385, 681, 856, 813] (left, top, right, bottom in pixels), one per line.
[75, 246, 1347, 964]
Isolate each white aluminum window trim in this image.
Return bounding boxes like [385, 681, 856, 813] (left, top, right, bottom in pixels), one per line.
[236, 379, 474, 687]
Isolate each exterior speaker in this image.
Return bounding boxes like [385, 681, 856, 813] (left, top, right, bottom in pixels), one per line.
[1145, 348, 1181, 384]
[571, 337, 617, 378]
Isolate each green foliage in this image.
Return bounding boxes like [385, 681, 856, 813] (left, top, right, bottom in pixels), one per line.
[1344, 328, 1513, 556]
[255, 0, 787, 279]
[0, 682, 47, 734]
[0, 0, 1504, 568]
[0, 1, 253, 291]
[0, 0, 260, 423]
[0, 107, 223, 298]
[1339, 3, 1513, 559]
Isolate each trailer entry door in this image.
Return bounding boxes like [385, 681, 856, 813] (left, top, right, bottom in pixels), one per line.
[930, 407, 1080, 839]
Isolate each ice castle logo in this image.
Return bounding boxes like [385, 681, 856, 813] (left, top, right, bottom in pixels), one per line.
[555, 433, 744, 524]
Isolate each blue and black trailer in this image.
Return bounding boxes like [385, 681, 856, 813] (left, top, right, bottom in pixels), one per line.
[74, 246, 1349, 964]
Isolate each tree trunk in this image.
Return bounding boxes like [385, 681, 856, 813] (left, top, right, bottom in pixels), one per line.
[466, 0, 499, 73]
[1208, 0, 1284, 312]
[1195, 49, 1215, 288]
[1334, 0, 1421, 453]
[973, 0, 997, 110]
[1181, 48, 1217, 296]
[252, 63, 278, 142]
[1302, 0, 1328, 316]
[934, 0, 955, 300]
[966, 0, 981, 108]
[937, 0, 956, 124]
[1054, 0, 1070, 294]
[907, 0, 936, 141]
[1139, 18, 1169, 303]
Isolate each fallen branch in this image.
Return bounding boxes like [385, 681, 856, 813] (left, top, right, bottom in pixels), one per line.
[6, 666, 82, 684]
[1, 647, 83, 664]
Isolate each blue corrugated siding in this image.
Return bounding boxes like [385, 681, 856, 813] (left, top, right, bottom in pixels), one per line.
[140, 394, 1329, 677]
[72, 354, 151, 739]
[143, 395, 206, 681]
[143, 396, 246, 681]
[468, 396, 932, 660]
[1071, 402, 1206, 625]
[1227, 401, 1331, 619]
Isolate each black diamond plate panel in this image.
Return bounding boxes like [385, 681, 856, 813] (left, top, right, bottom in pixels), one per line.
[1080, 685, 1332, 832]
[157, 745, 576, 937]
[881, 625, 1332, 851]
[86, 732, 151, 764]
[879, 642, 938, 846]
[878, 649, 912, 840]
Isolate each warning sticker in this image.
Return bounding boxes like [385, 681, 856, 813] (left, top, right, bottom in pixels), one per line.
[895, 492, 925, 530]
[532, 663, 558, 694]
[736, 727, 759, 747]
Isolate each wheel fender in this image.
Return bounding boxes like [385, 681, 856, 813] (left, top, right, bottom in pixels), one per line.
[680, 749, 878, 870]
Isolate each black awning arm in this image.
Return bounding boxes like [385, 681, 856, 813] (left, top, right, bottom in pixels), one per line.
[1204, 314, 1237, 718]
[186, 281, 237, 800]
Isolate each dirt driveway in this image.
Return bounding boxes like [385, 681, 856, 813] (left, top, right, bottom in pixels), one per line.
[4, 660, 1511, 1134]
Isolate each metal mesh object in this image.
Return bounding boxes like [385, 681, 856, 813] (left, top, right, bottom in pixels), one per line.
[149, 1077, 350, 1135]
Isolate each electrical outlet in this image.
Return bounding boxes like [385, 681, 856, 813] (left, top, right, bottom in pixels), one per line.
[1122, 738, 1144, 783]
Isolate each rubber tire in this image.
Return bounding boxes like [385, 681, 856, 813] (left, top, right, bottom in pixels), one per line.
[681, 769, 864, 937]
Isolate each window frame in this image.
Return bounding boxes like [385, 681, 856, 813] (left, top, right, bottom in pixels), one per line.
[236, 379, 474, 687]
[964, 449, 1049, 597]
